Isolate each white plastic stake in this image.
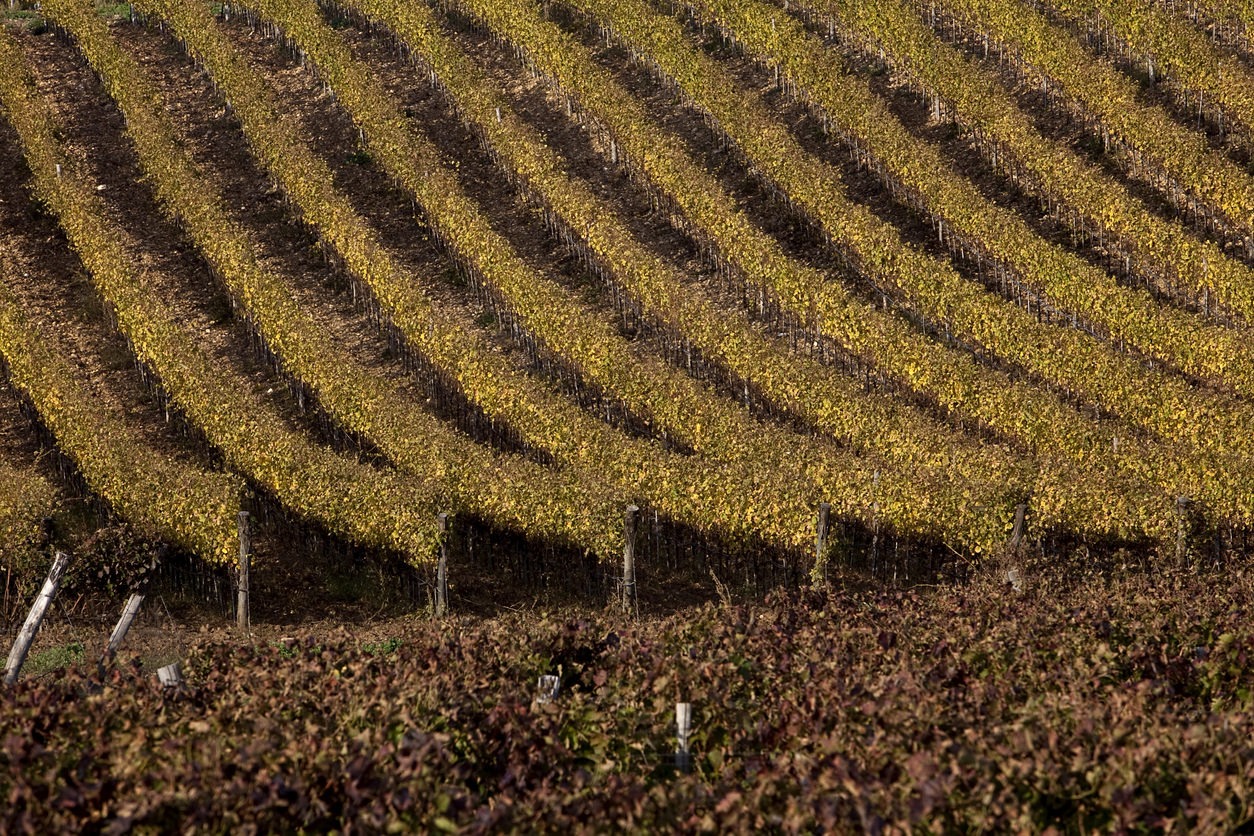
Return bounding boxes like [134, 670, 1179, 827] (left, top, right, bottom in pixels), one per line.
[157, 662, 183, 689]
[535, 674, 560, 705]
[675, 702, 692, 774]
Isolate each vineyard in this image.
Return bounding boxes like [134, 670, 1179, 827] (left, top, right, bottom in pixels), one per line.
[7, 0, 1254, 828]
[0, 0, 1253, 591]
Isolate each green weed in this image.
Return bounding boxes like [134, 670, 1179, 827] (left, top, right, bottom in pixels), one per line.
[24, 640, 84, 676]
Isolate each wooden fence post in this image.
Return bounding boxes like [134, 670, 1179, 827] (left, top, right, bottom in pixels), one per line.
[436, 512, 449, 617]
[4, 550, 71, 686]
[237, 511, 251, 633]
[1175, 496, 1190, 565]
[1009, 503, 1027, 551]
[810, 502, 832, 584]
[104, 593, 144, 659]
[675, 702, 692, 774]
[622, 505, 639, 615]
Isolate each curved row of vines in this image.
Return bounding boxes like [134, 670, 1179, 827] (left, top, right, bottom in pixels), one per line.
[0, 0, 1250, 580]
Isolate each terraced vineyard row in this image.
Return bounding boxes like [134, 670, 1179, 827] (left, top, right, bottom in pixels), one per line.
[680, 0, 1254, 464]
[41, 0, 628, 558]
[1157, 0, 1254, 53]
[0, 27, 451, 563]
[0, 246, 242, 565]
[439, 0, 1167, 539]
[1, 0, 1252, 588]
[798, 0, 1254, 328]
[1048, 0, 1254, 140]
[131, 0, 941, 554]
[274, 0, 1027, 548]
[920, 0, 1254, 249]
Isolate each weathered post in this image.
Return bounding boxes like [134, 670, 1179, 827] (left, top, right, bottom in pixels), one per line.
[675, 702, 693, 774]
[4, 550, 71, 686]
[236, 511, 251, 633]
[810, 502, 832, 584]
[3, 551, 11, 622]
[1175, 496, 1191, 565]
[1009, 503, 1027, 550]
[622, 505, 639, 615]
[104, 593, 144, 659]
[436, 512, 449, 617]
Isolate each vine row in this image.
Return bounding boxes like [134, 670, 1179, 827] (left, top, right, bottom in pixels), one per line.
[136, 0, 911, 555]
[452, 0, 1191, 539]
[1044, 0, 1254, 142]
[795, 0, 1254, 335]
[1152, 0, 1254, 52]
[0, 248, 242, 565]
[324, 0, 1030, 551]
[647, 0, 1254, 528]
[42, 0, 625, 559]
[0, 26, 445, 564]
[914, 0, 1254, 250]
[683, 0, 1254, 470]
